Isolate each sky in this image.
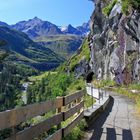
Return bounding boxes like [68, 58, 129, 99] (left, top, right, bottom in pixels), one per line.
[0, 0, 94, 26]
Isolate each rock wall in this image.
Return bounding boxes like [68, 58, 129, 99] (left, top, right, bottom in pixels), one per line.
[89, 0, 140, 84]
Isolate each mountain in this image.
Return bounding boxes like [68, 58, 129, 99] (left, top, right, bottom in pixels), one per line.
[0, 18, 89, 38]
[35, 35, 83, 59]
[0, 26, 64, 71]
[11, 17, 89, 38]
[59, 23, 90, 36]
[0, 18, 89, 62]
[11, 17, 63, 39]
[76, 21, 90, 35]
[60, 24, 82, 35]
[0, 21, 9, 27]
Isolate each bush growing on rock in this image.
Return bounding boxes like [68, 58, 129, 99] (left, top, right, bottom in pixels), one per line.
[102, 0, 117, 16]
[102, 0, 140, 16]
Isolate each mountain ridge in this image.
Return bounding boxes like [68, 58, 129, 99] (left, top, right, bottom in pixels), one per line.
[11, 17, 63, 39]
[0, 26, 64, 71]
[0, 17, 89, 38]
[0, 17, 89, 70]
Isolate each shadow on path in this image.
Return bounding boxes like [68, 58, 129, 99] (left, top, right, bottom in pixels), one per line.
[86, 97, 133, 140]
[122, 129, 133, 140]
[106, 128, 116, 140]
[87, 97, 114, 140]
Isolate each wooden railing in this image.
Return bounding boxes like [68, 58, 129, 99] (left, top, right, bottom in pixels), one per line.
[0, 90, 85, 140]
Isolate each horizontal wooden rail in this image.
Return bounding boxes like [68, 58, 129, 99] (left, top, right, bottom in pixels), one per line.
[45, 111, 84, 140]
[64, 101, 84, 120]
[0, 90, 85, 140]
[0, 97, 63, 130]
[64, 90, 84, 106]
[63, 111, 84, 137]
[6, 113, 63, 140]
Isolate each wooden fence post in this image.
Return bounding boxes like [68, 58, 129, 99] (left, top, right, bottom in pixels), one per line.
[57, 97, 64, 129]
[76, 98, 81, 114]
[11, 126, 17, 139]
[57, 107, 62, 129]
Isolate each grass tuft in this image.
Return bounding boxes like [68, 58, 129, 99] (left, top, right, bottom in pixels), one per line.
[102, 0, 117, 17]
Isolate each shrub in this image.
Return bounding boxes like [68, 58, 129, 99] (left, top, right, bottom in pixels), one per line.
[102, 0, 117, 17]
[63, 119, 87, 140]
[130, 0, 140, 9]
[122, 0, 130, 15]
[121, 0, 140, 14]
[102, 0, 140, 16]
[69, 39, 90, 71]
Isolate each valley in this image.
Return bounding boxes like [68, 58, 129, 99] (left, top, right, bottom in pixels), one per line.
[35, 35, 83, 59]
[0, 17, 89, 71]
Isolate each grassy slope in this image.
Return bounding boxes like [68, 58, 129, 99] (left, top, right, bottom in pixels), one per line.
[0, 27, 64, 71]
[28, 71, 57, 81]
[35, 35, 80, 42]
[68, 38, 90, 71]
[35, 35, 83, 60]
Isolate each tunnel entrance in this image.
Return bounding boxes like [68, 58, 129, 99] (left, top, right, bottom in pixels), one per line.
[86, 71, 94, 83]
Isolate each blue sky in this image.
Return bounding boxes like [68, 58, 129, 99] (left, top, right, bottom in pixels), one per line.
[0, 0, 94, 26]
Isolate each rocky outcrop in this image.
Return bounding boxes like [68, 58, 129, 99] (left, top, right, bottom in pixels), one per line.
[89, 0, 140, 84]
[74, 57, 90, 79]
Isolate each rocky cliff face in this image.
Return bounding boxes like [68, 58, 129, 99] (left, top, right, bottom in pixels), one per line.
[88, 0, 140, 84]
